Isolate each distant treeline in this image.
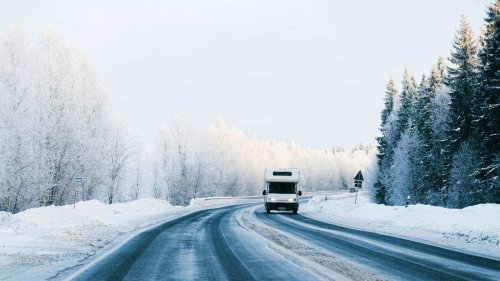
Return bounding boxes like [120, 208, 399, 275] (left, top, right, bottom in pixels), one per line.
[150, 117, 377, 206]
[375, 1, 499, 207]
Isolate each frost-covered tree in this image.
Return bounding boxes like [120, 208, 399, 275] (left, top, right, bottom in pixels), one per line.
[0, 28, 38, 212]
[104, 120, 134, 204]
[387, 127, 422, 205]
[395, 69, 417, 142]
[412, 75, 432, 200]
[415, 74, 432, 133]
[154, 116, 195, 206]
[152, 165, 164, 200]
[375, 78, 398, 203]
[445, 16, 481, 202]
[416, 58, 451, 204]
[446, 17, 479, 154]
[35, 30, 79, 205]
[72, 54, 108, 202]
[425, 65, 451, 204]
[0, 29, 135, 212]
[130, 157, 143, 200]
[381, 78, 398, 127]
[378, 70, 419, 205]
[447, 141, 481, 208]
[429, 56, 447, 92]
[375, 5, 499, 207]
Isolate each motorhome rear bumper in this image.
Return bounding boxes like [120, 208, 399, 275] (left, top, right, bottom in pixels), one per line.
[265, 202, 298, 210]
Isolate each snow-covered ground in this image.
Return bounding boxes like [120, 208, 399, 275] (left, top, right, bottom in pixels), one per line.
[301, 191, 500, 259]
[0, 197, 258, 281]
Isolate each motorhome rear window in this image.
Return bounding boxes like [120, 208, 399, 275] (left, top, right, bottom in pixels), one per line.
[269, 182, 296, 194]
[273, 171, 292, 176]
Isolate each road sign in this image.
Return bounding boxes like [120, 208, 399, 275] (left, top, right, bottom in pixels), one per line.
[74, 177, 83, 209]
[353, 171, 364, 204]
[354, 171, 364, 181]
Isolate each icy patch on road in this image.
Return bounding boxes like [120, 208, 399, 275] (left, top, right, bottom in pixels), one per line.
[189, 196, 260, 207]
[236, 206, 386, 281]
[301, 191, 500, 259]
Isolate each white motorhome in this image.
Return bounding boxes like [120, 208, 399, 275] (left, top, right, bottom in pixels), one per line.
[262, 168, 302, 214]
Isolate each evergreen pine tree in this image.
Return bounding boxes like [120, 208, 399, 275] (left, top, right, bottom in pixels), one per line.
[415, 75, 432, 136]
[375, 78, 399, 204]
[446, 16, 479, 149]
[395, 69, 417, 142]
[429, 56, 447, 92]
[445, 16, 480, 199]
[381, 78, 398, 127]
[387, 124, 423, 205]
[447, 141, 482, 207]
[425, 58, 450, 204]
[476, 0, 500, 202]
[414, 75, 433, 202]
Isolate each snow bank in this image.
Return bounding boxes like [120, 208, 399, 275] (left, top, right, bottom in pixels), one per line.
[4, 199, 176, 235]
[0, 199, 187, 280]
[301, 191, 500, 258]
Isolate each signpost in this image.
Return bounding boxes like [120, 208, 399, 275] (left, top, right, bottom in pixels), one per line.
[75, 177, 83, 209]
[353, 171, 364, 204]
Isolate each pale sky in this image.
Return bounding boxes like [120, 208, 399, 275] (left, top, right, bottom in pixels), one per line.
[1, 0, 492, 150]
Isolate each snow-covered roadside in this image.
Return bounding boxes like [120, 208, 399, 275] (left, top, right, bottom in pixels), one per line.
[0, 197, 258, 281]
[301, 191, 500, 259]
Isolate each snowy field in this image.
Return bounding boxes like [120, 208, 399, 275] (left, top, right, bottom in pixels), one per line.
[0, 197, 258, 280]
[301, 191, 500, 259]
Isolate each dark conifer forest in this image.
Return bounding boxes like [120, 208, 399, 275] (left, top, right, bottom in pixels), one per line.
[375, 1, 499, 207]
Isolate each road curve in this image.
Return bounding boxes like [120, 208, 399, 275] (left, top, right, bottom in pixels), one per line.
[69, 204, 321, 281]
[255, 208, 500, 281]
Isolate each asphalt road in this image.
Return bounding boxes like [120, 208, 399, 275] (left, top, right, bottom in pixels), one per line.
[70, 204, 321, 281]
[69, 203, 500, 281]
[256, 208, 500, 281]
